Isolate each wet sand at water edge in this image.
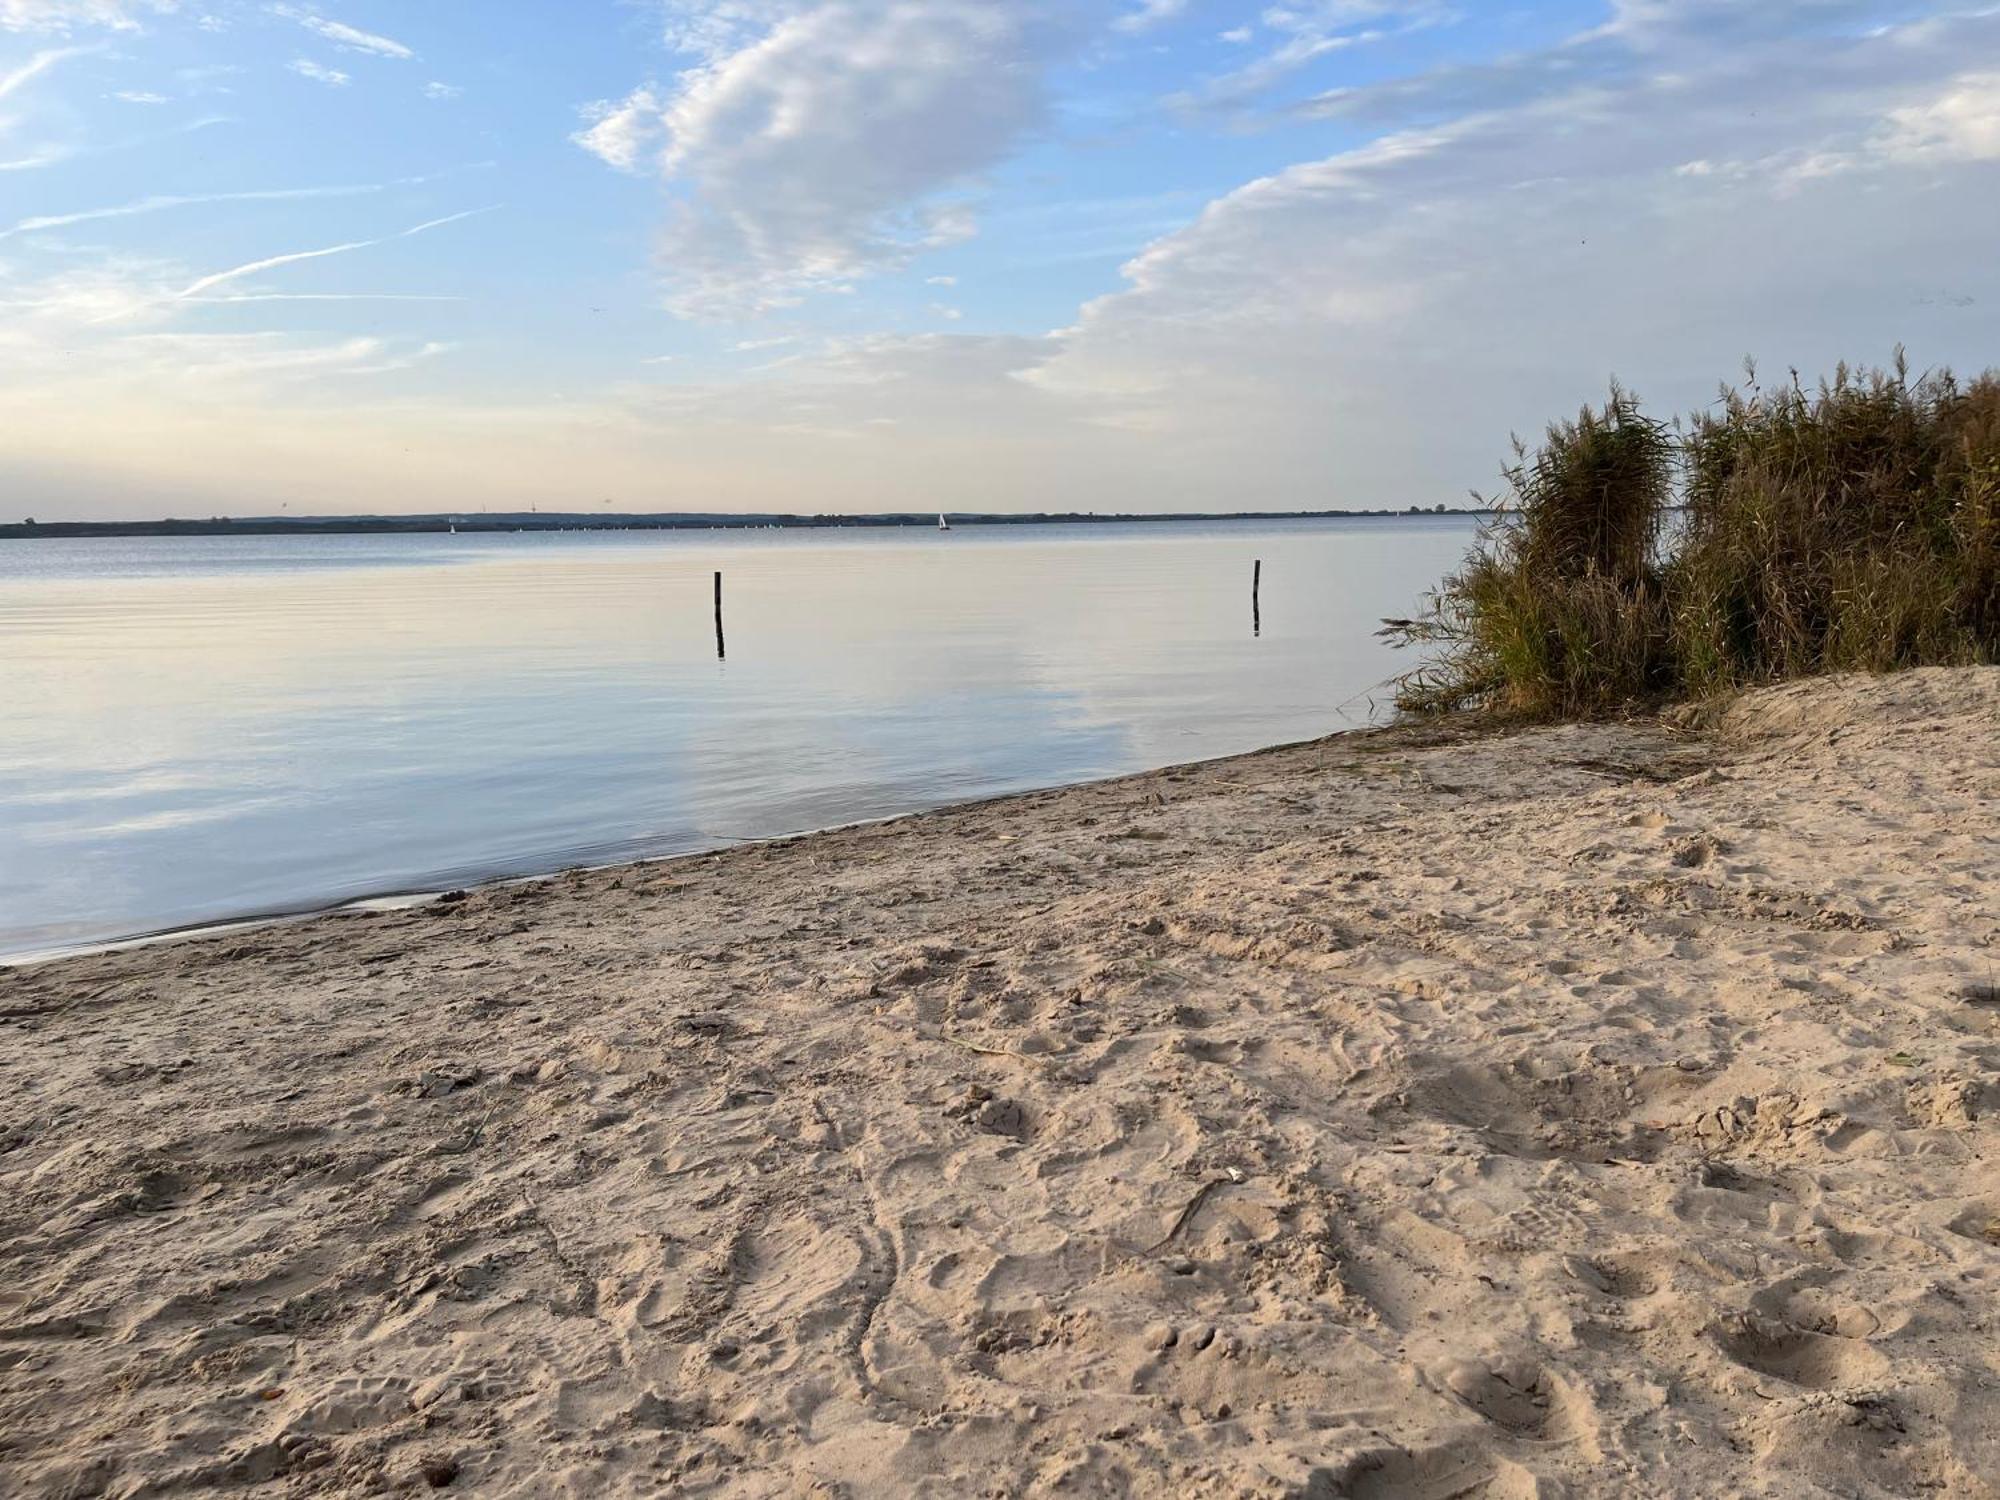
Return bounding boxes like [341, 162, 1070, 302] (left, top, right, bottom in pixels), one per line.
[1, 667, 1996, 1497]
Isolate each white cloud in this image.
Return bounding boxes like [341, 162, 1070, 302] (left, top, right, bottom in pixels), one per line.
[578, 1, 1069, 318]
[1881, 71, 2000, 163]
[1174, 1, 1439, 110]
[1025, 5, 2000, 503]
[653, 0, 794, 63]
[271, 5, 413, 59]
[925, 274, 956, 286]
[0, 207, 471, 432]
[0, 320, 1128, 519]
[110, 87, 168, 101]
[572, 86, 663, 172]
[0, 0, 170, 31]
[0, 274, 422, 390]
[1113, 0, 1184, 34]
[289, 57, 349, 86]
[422, 80, 461, 101]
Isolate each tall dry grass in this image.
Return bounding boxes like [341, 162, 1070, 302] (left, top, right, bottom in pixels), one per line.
[1389, 355, 2000, 716]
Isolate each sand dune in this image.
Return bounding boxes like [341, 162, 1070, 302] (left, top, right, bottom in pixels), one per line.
[2, 667, 1996, 1498]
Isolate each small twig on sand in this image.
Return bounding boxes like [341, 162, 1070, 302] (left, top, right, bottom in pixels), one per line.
[938, 1034, 1058, 1066]
[889, 1020, 1061, 1066]
[436, 1106, 493, 1156]
[1141, 1178, 1226, 1256]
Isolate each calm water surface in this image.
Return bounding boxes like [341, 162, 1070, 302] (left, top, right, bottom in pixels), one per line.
[0, 518, 1474, 957]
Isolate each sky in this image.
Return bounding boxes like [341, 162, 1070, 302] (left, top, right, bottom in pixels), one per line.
[1, 1, 1997, 520]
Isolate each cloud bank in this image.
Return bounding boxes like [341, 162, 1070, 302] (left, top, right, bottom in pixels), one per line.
[577, 1, 1068, 317]
[0, 0, 171, 32]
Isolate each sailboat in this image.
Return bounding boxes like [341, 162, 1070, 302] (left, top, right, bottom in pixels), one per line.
[938, 512, 951, 532]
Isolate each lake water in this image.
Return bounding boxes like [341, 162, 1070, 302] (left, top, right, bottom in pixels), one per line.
[0, 517, 1476, 958]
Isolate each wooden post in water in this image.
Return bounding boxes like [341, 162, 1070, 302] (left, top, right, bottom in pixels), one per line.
[1253, 559, 1262, 637]
[714, 570, 726, 660]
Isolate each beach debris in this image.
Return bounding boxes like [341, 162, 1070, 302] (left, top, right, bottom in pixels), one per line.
[410, 1064, 480, 1099]
[1142, 1178, 1227, 1256]
[1685, 1090, 1834, 1146]
[676, 1011, 736, 1040]
[975, 1097, 1028, 1138]
[946, 1082, 993, 1115]
[417, 1454, 460, 1488]
[506, 1056, 565, 1085]
[1671, 833, 1728, 868]
[944, 1083, 1027, 1137]
[435, 1106, 495, 1156]
[1914, 1076, 1982, 1129]
[934, 1030, 1056, 1064]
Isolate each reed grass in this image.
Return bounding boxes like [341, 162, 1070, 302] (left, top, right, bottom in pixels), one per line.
[1388, 355, 2000, 716]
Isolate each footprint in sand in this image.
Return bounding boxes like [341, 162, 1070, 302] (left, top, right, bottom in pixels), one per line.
[1565, 1251, 1664, 1302]
[1434, 1354, 1554, 1436]
[1709, 1312, 1890, 1391]
[283, 1374, 416, 1436]
[728, 1212, 868, 1331]
[1946, 1202, 2000, 1246]
[1303, 1440, 1550, 1499]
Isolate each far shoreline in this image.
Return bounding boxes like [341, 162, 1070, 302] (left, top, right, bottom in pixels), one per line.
[0, 508, 1491, 541]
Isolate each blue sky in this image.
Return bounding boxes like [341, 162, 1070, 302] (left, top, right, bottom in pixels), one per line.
[2, 1, 1998, 517]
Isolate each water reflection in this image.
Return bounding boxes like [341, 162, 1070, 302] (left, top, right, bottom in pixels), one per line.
[0, 518, 1475, 955]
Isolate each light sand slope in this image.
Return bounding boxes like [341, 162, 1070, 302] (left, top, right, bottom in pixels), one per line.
[1, 667, 1996, 1498]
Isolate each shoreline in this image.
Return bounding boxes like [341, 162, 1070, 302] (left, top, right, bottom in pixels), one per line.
[4, 511, 1494, 542]
[0, 725, 1380, 969]
[2, 667, 1995, 1497]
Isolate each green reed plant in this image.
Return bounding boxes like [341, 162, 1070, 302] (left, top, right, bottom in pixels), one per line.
[1672, 356, 1999, 693]
[1387, 385, 1676, 716]
[1389, 355, 2000, 715]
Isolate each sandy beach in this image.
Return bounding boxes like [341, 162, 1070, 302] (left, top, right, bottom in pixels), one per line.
[2, 666, 1995, 1498]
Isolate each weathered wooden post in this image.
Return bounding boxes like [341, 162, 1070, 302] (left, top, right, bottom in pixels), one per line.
[714, 570, 725, 660]
[1253, 559, 1262, 637]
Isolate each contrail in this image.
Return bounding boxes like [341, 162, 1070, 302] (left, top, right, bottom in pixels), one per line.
[173, 205, 500, 300]
[0, 185, 385, 243]
[177, 240, 378, 299]
[0, 46, 89, 103]
[182, 292, 469, 304]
